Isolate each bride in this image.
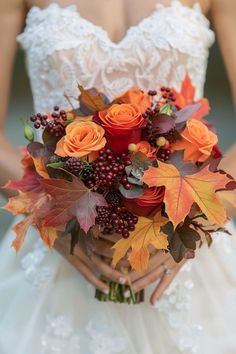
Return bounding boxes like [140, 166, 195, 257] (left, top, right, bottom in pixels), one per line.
[0, 0, 236, 353]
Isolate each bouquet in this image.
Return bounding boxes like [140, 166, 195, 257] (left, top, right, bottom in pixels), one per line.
[4, 74, 236, 304]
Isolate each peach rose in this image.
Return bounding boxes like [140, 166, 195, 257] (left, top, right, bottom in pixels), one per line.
[124, 187, 165, 217]
[136, 141, 156, 158]
[98, 103, 145, 154]
[172, 118, 218, 163]
[55, 120, 106, 160]
[116, 88, 151, 113]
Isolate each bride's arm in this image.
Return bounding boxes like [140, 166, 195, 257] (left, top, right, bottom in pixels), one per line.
[127, 1, 236, 304]
[0, 0, 127, 294]
[211, 0, 236, 215]
[0, 0, 26, 197]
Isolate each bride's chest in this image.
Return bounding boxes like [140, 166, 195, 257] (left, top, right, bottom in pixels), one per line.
[17, 1, 214, 112]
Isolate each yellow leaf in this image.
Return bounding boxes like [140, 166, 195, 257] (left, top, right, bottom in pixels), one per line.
[112, 212, 168, 272]
[38, 226, 57, 248]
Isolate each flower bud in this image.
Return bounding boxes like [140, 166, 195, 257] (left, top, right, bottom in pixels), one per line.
[128, 143, 138, 153]
[156, 136, 166, 147]
[23, 120, 34, 142]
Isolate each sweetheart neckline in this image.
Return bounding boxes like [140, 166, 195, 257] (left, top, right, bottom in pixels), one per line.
[25, 1, 207, 47]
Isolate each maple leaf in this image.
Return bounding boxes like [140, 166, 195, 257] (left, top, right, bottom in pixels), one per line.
[3, 192, 39, 215]
[41, 177, 107, 233]
[4, 191, 57, 252]
[142, 160, 231, 228]
[173, 73, 210, 120]
[112, 212, 168, 272]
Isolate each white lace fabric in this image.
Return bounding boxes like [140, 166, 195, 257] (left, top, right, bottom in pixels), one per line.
[17, 1, 214, 114]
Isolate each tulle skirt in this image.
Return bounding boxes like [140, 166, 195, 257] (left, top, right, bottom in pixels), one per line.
[0, 217, 236, 354]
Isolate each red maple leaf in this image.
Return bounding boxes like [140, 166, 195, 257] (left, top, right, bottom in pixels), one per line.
[41, 177, 107, 233]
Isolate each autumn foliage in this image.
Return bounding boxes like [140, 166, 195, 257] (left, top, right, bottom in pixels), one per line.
[4, 75, 236, 279]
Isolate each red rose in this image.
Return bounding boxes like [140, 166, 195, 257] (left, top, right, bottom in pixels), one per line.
[124, 187, 165, 217]
[98, 103, 145, 154]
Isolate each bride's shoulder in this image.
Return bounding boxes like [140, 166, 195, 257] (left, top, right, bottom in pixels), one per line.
[210, 0, 236, 12]
[1, 0, 24, 11]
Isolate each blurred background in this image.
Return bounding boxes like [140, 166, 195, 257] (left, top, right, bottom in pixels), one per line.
[0, 41, 235, 235]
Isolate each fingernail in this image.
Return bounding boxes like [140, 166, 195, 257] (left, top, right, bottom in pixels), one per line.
[102, 288, 109, 295]
[123, 289, 131, 298]
[118, 277, 126, 285]
[151, 300, 158, 308]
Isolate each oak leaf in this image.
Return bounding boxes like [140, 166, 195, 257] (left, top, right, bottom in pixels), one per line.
[41, 177, 107, 233]
[112, 212, 168, 272]
[142, 160, 231, 228]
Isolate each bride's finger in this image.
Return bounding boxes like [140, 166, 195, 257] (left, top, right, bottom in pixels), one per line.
[74, 245, 128, 284]
[55, 238, 110, 294]
[93, 238, 114, 258]
[150, 260, 186, 305]
[129, 252, 170, 282]
[128, 263, 166, 294]
[99, 233, 121, 243]
[90, 254, 128, 284]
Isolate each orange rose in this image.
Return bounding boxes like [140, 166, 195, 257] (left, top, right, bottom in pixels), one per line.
[99, 103, 145, 154]
[55, 120, 106, 160]
[124, 187, 164, 217]
[116, 88, 151, 113]
[172, 118, 218, 163]
[136, 141, 156, 158]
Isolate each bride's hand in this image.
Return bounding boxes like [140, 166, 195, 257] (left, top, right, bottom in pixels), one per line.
[100, 233, 186, 305]
[128, 251, 186, 306]
[54, 235, 128, 295]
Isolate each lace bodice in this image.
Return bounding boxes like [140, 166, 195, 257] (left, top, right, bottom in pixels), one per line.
[17, 1, 214, 113]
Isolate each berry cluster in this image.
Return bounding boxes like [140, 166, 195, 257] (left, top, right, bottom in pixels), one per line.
[92, 148, 132, 190]
[30, 106, 67, 138]
[64, 157, 86, 175]
[160, 87, 176, 102]
[156, 147, 171, 161]
[96, 206, 138, 238]
[64, 157, 94, 185]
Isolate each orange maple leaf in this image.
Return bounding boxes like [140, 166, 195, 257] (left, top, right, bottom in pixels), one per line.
[173, 73, 210, 120]
[142, 160, 231, 228]
[112, 212, 168, 272]
[3, 192, 57, 252]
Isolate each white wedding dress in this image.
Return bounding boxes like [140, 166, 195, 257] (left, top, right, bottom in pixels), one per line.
[1, 2, 236, 353]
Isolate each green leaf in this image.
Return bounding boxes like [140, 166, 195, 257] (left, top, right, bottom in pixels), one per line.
[160, 103, 172, 115]
[127, 177, 143, 186]
[47, 161, 65, 169]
